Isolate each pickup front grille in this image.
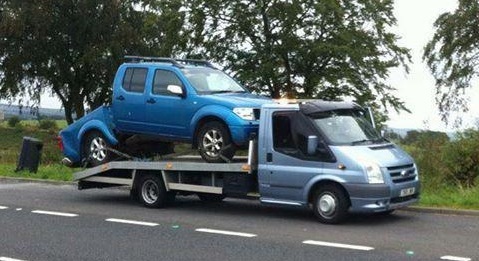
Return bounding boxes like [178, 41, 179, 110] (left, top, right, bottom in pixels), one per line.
[387, 164, 416, 183]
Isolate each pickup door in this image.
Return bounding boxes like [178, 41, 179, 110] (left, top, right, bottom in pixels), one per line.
[113, 67, 150, 133]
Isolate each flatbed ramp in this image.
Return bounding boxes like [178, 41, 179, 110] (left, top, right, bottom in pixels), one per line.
[73, 158, 256, 196]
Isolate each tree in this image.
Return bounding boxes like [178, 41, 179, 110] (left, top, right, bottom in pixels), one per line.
[423, 0, 479, 125]
[0, 0, 187, 124]
[185, 0, 411, 116]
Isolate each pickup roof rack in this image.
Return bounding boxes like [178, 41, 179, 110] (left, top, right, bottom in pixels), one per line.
[124, 55, 216, 69]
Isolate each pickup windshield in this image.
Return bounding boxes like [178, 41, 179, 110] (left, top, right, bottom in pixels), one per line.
[182, 68, 247, 94]
[309, 109, 383, 145]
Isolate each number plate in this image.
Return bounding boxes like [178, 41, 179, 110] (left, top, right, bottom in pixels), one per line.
[400, 187, 415, 197]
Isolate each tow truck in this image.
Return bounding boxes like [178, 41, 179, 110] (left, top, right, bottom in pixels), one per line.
[71, 100, 420, 224]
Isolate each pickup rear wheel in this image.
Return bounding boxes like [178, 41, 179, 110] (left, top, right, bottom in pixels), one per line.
[138, 174, 167, 208]
[198, 121, 236, 163]
[82, 131, 111, 167]
[312, 185, 350, 224]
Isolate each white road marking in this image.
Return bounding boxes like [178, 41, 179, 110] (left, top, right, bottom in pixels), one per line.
[31, 210, 78, 217]
[15, 208, 22, 211]
[195, 228, 257, 238]
[440, 256, 471, 261]
[0, 206, 8, 210]
[105, 218, 159, 227]
[0, 257, 27, 261]
[302, 240, 374, 251]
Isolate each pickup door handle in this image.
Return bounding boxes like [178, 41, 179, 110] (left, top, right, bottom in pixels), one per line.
[146, 98, 156, 104]
[116, 95, 125, 101]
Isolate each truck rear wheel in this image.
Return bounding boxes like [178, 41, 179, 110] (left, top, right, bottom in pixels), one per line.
[138, 174, 167, 208]
[82, 131, 112, 167]
[198, 121, 236, 163]
[312, 185, 349, 224]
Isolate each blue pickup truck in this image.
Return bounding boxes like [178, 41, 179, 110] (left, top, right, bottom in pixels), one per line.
[59, 56, 271, 166]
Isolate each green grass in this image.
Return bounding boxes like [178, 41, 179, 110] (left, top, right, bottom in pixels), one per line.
[0, 164, 74, 181]
[419, 186, 479, 210]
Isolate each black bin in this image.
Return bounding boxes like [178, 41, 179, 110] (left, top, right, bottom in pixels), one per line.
[16, 137, 43, 173]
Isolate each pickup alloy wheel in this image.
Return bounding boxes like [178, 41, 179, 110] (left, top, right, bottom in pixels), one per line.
[198, 121, 235, 163]
[83, 131, 111, 167]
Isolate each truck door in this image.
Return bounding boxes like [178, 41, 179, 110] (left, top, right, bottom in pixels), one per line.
[145, 69, 196, 138]
[112, 67, 149, 133]
[259, 111, 324, 202]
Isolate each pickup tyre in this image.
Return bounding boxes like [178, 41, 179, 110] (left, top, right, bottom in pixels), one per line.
[82, 131, 112, 167]
[197, 121, 236, 163]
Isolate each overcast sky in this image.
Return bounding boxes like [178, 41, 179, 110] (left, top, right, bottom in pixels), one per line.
[387, 0, 479, 131]
[11, 0, 479, 131]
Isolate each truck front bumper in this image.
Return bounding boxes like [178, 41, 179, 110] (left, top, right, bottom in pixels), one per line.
[344, 180, 420, 213]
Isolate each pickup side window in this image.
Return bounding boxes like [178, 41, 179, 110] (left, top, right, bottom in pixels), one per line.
[153, 70, 184, 96]
[122, 68, 147, 93]
[272, 111, 330, 161]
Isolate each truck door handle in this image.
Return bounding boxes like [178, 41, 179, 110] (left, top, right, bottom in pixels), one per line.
[116, 95, 125, 101]
[266, 153, 272, 162]
[146, 98, 156, 104]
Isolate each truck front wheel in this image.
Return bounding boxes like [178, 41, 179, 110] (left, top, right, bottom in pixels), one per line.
[198, 121, 236, 163]
[82, 131, 112, 167]
[312, 185, 350, 224]
[138, 174, 167, 208]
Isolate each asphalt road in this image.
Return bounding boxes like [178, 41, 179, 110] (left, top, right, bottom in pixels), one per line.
[0, 179, 477, 261]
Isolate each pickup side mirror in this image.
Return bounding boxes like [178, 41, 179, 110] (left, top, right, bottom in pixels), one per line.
[167, 85, 184, 97]
[307, 135, 319, 155]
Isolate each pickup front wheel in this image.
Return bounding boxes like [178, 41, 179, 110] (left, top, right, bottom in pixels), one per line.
[198, 121, 236, 163]
[82, 131, 112, 167]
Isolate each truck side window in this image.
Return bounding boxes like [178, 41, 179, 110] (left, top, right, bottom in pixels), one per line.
[122, 68, 147, 93]
[153, 70, 184, 96]
[272, 111, 326, 161]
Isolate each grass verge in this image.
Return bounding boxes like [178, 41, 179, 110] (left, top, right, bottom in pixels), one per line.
[0, 164, 75, 182]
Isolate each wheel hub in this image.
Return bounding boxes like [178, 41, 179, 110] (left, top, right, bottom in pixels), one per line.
[318, 194, 337, 216]
[202, 129, 223, 157]
[142, 180, 159, 204]
[90, 137, 107, 161]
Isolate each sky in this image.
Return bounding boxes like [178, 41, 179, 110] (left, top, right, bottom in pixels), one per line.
[7, 0, 479, 131]
[386, 0, 479, 131]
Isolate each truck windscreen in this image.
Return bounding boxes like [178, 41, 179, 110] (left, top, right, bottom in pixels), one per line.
[309, 109, 383, 145]
[182, 68, 247, 94]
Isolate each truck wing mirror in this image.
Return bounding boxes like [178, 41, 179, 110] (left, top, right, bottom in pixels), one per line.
[307, 135, 319, 155]
[167, 85, 184, 97]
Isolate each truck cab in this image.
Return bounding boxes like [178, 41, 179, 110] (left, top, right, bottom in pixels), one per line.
[257, 101, 419, 223]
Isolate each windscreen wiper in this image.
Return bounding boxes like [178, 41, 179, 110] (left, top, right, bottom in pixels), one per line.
[351, 139, 374, 145]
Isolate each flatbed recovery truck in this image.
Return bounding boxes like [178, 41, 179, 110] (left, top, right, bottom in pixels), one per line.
[72, 100, 420, 224]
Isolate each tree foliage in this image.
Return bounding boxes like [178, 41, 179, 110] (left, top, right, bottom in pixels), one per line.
[1, 0, 411, 125]
[423, 0, 479, 125]
[0, 0, 187, 124]
[186, 0, 410, 113]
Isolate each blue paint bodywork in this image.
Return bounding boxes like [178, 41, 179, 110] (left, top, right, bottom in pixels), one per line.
[60, 62, 272, 165]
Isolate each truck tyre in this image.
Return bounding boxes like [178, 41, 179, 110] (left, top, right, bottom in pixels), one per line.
[312, 184, 350, 224]
[138, 174, 167, 208]
[197, 193, 225, 202]
[198, 121, 236, 163]
[82, 131, 112, 167]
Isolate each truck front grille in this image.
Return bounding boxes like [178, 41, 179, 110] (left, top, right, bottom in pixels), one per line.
[387, 164, 416, 183]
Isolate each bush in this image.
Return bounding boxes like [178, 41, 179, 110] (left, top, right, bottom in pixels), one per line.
[7, 116, 20, 127]
[441, 129, 479, 189]
[38, 119, 58, 130]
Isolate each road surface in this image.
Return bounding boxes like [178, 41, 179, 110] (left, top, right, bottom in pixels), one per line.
[0, 179, 477, 261]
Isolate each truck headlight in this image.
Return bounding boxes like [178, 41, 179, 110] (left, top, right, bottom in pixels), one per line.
[233, 107, 255, 121]
[361, 160, 384, 184]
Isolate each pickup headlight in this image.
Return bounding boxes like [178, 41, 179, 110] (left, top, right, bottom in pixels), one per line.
[233, 107, 255, 121]
[360, 160, 384, 184]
